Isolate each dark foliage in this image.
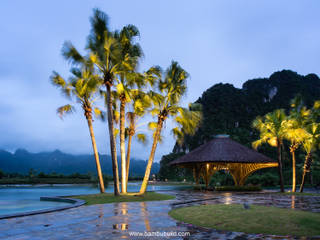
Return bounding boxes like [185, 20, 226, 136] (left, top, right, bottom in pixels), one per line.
[157, 152, 193, 181]
[162, 70, 320, 186]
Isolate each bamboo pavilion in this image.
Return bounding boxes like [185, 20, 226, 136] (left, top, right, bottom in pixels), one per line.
[170, 135, 278, 188]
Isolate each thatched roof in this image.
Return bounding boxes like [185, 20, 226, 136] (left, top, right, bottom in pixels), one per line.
[170, 135, 276, 165]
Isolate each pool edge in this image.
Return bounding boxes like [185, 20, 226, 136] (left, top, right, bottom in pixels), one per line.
[0, 196, 85, 220]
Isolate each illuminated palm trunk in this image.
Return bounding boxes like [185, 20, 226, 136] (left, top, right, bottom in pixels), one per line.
[140, 118, 163, 194]
[125, 133, 133, 192]
[277, 141, 284, 192]
[120, 99, 127, 193]
[106, 83, 120, 196]
[299, 153, 312, 193]
[86, 114, 105, 193]
[291, 149, 296, 192]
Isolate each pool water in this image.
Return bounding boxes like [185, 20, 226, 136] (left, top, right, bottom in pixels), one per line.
[0, 183, 187, 216]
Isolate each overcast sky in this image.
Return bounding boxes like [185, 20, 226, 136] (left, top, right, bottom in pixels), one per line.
[1, 1, 320, 161]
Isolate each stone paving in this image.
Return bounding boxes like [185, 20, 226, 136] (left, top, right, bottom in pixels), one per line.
[0, 190, 320, 239]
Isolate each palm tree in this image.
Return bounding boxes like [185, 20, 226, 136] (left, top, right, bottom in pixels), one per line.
[252, 109, 287, 192]
[139, 61, 201, 194]
[113, 25, 143, 193]
[283, 96, 311, 192]
[283, 119, 309, 192]
[124, 91, 152, 191]
[300, 123, 320, 192]
[86, 9, 122, 195]
[50, 59, 105, 193]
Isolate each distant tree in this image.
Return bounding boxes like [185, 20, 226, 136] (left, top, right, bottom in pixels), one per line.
[28, 168, 36, 179]
[38, 172, 46, 178]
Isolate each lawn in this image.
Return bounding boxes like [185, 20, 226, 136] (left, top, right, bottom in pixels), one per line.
[169, 204, 320, 237]
[71, 192, 175, 205]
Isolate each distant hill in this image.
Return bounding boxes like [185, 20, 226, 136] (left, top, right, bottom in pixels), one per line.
[161, 70, 320, 181]
[173, 70, 320, 152]
[0, 149, 159, 176]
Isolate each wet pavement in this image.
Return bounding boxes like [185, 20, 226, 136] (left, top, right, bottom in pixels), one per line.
[0, 190, 320, 239]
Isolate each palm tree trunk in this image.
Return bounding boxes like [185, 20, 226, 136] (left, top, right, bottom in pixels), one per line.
[120, 99, 126, 193]
[139, 119, 163, 194]
[125, 134, 133, 192]
[277, 142, 285, 192]
[300, 153, 312, 193]
[291, 148, 296, 192]
[106, 83, 120, 195]
[86, 116, 105, 193]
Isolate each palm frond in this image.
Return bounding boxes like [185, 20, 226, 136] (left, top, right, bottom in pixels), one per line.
[57, 104, 75, 119]
[62, 41, 85, 65]
[148, 122, 158, 130]
[94, 108, 105, 121]
[136, 133, 147, 144]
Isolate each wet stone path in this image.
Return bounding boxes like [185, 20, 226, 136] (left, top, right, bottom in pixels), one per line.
[0, 190, 320, 240]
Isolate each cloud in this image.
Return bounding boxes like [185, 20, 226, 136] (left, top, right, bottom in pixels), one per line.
[0, 0, 320, 162]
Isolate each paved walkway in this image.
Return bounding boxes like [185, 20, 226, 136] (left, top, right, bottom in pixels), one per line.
[1, 190, 320, 239]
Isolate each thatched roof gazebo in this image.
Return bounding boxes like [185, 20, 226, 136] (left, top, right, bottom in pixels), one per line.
[170, 135, 278, 187]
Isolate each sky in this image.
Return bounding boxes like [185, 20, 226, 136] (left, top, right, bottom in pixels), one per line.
[1, 1, 320, 161]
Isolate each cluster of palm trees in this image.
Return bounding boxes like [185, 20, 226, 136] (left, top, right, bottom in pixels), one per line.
[252, 96, 320, 192]
[51, 9, 201, 195]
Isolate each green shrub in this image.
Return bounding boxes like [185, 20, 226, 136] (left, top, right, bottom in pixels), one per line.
[246, 172, 279, 186]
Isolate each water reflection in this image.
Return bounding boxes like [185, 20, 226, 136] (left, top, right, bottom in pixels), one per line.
[121, 202, 128, 215]
[140, 202, 151, 231]
[224, 193, 232, 205]
[291, 195, 296, 209]
[112, 202, 130, 231]
[113, 224, 128, 230]
[96, 205, 104, 227]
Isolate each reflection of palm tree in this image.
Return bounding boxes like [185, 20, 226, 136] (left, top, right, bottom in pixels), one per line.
[291, 195, 296, 209]
[252, 109, 286, 192]
[51, 56, 105, 193]
[140, 202, 151, 231]
[97, 205, 104, 227]
[121, 202, 128, 215]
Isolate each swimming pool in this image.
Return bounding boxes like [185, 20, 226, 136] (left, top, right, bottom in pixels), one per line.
[0, 183, 187, 216]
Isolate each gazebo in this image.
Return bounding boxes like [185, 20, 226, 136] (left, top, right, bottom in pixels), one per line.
[170, 135, 278, 188]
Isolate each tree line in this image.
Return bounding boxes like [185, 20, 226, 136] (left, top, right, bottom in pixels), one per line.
[51, 9, 201, 195]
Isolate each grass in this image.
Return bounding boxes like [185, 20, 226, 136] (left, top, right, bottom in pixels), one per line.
[71, 192, 175, 205]
[169, 204, 320, 237]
